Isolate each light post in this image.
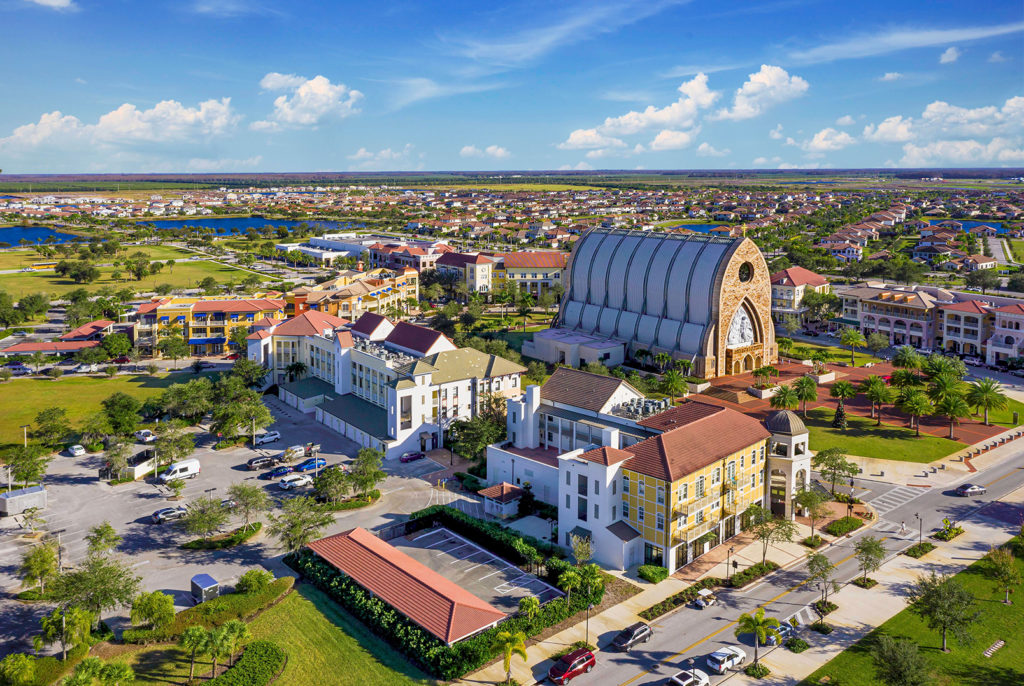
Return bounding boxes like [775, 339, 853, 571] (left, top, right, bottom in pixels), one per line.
[688, 658, 695, 682]
[586, 603, 594, 645]
[53, 528, 66, 571]
[914, 512, 922, 545]
[726, 546, 735, 579]
[20, 424, 29, 448]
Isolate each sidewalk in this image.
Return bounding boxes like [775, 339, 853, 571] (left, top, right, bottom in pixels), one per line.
[727, 484, 1024, 686]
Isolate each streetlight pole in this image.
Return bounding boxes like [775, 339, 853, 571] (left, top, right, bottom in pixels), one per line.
[915, 512, 922, 545]
[688, 658, 695, 682]
[586, 604, 594, 645]
[21, 424, 29, 448]
[726, 546, 735, 579]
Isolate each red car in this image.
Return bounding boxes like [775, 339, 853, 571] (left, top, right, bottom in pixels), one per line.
[112, 356, 132, 364]
[400, 451, 426, 463]
[548, 648, 595, 684]
[224, 353, 240, 360]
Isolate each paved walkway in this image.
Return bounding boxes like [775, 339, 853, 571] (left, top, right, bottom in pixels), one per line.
[727, 483, 1024, 685]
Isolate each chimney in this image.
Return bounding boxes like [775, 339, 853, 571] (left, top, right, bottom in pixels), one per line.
[601, 427, 620, 450]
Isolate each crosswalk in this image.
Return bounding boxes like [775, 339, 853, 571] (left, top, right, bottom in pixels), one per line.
[865, 485, 927, 517]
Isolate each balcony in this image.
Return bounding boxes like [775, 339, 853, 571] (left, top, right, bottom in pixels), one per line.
[673, 517, 720, 545]
[722, 478, 739, 492]
[676, 491, 721, 517]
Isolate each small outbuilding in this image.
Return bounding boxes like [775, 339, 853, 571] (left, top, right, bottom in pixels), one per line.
[190, 573, 219, 604]
[478, 482, 524, 519]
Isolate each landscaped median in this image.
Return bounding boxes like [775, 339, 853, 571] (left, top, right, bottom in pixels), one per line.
[639, 561, 781, 621]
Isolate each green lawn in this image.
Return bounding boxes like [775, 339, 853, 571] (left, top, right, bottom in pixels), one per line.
[984, 396, 1024, 427]
[1009, 239, 1024, 263]
[788, 341, 883, 368]
[127, 245, 199, 261]
[0, 373, 189, 448]
[801, 538, 1024, 686]
[0, 250, 40, 270]
[0, 259, 268, 298]
[804, 407, 966, 463]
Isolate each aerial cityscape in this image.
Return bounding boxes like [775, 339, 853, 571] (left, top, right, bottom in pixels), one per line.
[1, 2, 1023, 686]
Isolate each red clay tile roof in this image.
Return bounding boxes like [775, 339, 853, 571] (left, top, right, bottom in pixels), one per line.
[941, 301, 990, 314]
[770, 266, 828, 288]
[541, 367, 638, 413]
[3, 340, 101, 354]
[500, 252, 568, 269]
[994, 303, 1024, 315]
[478, 482, 524, 503]
[578, 446, 633, 466]
[385, 321, 449, 355]
[436, 252, 493, 268]
[624, 403, 770, 481]
[270, 310, 350, 337]
[307, 528, 506, 644]
[192, 299, 286, 314]
[350, 312, 392, 336]
[246, 329, 271, 341]
[136, 299, 172, 314]
[636, 400, 724, 432]
[59, 319, 113, 341]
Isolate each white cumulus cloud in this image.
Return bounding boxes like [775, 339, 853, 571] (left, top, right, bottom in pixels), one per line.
[863, 115, 915, 143]
[901, 137, 1024, 165]
[989, 51, 1008, 63]
[346, 144, 417, 170]
[769, 124, 784, 139]
[792, 127, 856, 152]
[460, 144, 511, 159]
[696, 142, 730, 157]
[252, 73, 362, 130]
[940, 46, 961, 64]
[649, 128, 699, 151]
[879, 72, 904, 81]
[557, 129, 626, 150]
[187, 156, 263, 171]
[836, 115, 856, 126]
[25, 0, 76, 9]
[713, 65, 808, 121]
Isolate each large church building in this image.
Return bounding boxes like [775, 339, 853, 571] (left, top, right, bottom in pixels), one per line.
[524, 228, 776, 378]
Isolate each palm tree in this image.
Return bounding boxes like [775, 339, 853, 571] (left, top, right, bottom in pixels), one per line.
[660, 369, 685, 399]
[284, 361, 307, 382]
[966, 377, 1008, 426]
[734, 607, 781, 667]
[829, 380, 857, 429]
[769, 385, 799, 411]
[518, 595, 540, 621]
[633, 348, 650, 366]
[928, 372, 966, 407]
[810, 348, 832, 374]
[223, 619, 251, 666]
[890, 368, 919, 391]
[839, 328, 867, 366]
[653, 352, 672, 372]
[674, 358, 693, 376]
[558, 568, 581, 606]
[178, 625, 208, 682]
[777, 337, 794, 358]
[29, 352, 47, 373]
[899, 391, 933, 437]
[578, 563, 603, 600]
[892, 345, 922, 370]
[204, 626, 232, 678]
[793, 376, 818, 417]
[860, 375, 894, 424]
[491, 630, 528, 685]
[935, 395, 971, 440]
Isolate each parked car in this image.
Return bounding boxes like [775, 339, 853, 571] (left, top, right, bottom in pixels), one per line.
[962, 357, 983, 367]
[224, 353, 240, 360]
[135, 429, 157, 443]
[263, 465, 294, 479]
[400, 451, 425, 463]
[664, 668, 711, 686]
[706, 646, 746, 674]
[279, 474, 313, 490]
[3, 361, 25, 368]
[612, 622, 653, 651]
[254, 431, 281, 445]
[765, 622, 793, 646]
[192, 360, 214, 369]
[67, 444, 86, 457]
[295, 457, 326, 473]
[152, 506, 188, 524]
[159, 458, 201, 483]
[548, 648, 595, 685]
[111, 355, 132, 364]
[955, 483, 987, 497]
[247, 455, 276, 471]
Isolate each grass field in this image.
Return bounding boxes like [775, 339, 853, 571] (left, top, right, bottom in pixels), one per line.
[0, 250, 40, 270]
[788, 341, 883, 368]
[984, 396, 1024, 427]
[127, 245, 199, 260]
[118, 585, 435, 686]
[0, 259, 270, 298]
[801, 538, 1024, 686]
[804, 407, 966, 463]
[407, 183, 601, 191]
[0, 373, 188, 448]
[1009, 239, 1024, 263]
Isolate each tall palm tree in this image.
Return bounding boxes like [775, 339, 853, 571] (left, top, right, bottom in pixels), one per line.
[660, 369, 685, 399]
[935, 395, 971, 440]
[733, 607, 781, 667]
[491, 630, 528, 685]
[178, 625, 208, 682]
[892, 345, 922, 370]
[204, 626, 232, 678]
[223, 619, 251, 666]
[769, 385, 799, 411]
[518, 595, 539, 621]
[829, 380, 857, 429]
[793, 376, 818, 417]
[674, 358, 693, 376]
[284, 361, 307, 382]
[899, 391, 933, 437]
[777, 336, 794, 358]
[578, 563, 603, 600]
[890, 368, 919, 391]
[927, 372, 966, 405]
[558, 568, 581, 606]
[29, 352, 47, 373]
[966, 377, 1008, 426]
[860, 375, 894, 424]
[654, 352, 672, 372]
[839, 328, 867, 366]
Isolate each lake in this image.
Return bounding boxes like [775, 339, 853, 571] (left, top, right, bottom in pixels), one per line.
[0, 225, 82, 245]
[137, 216, 361, 235]
[927, 219, 1009, 233]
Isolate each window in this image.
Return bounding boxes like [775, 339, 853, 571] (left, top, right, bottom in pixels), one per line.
[638, 481, 645, 498]
[594, 479, 600, 495]
[400, 396, 412, 430]
[741, 455, 745, 468]
[566, 471, 571, 485]
[594, 503, 599, 519]
[638, 506, 645, 524]
[696, 509, 704, 524]
[612, 480, 617, 495]
[656, 513, 664, 531]
[622, 500, 629, 519]
[577, 496, 588, 522]
[656, 486, 665, 505]
[623, 475, 630, 494]
[751, 473, 756, 488]
[696, 476, 705, 498]
[565, 494, 570, 509]
[577, 474, 587, 496]
[760, 445, 765, 461]
[712, 468, 721, 485]
[678, 483, 688, 501]
[727, 461, 736, 482]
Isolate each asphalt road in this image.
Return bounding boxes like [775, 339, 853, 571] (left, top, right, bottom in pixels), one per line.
[563, 451, 1024, 686]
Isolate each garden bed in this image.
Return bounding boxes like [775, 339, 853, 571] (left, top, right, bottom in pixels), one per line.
[823, 516, 864, 537]
[851, 577, 878, 589]
[903, 541, 936, 558]
[181, 523, 262, 550]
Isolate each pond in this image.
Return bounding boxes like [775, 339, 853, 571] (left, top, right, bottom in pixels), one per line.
[0, 225, 82, 246]
[135, 217, 361, 235]
[927, 219, 1009, 233]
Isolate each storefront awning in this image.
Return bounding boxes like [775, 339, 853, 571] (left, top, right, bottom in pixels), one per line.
[188, 337, 226, 345]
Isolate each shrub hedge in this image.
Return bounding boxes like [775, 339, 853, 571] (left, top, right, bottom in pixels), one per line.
[206, 640, 285, 686]
[638, 577, 723, 621]
[904, 541, 936, 558]
[832, 492, 862, 505]
[852, 577, 878, 589]
[454, 472, 484, 492]
[786, 637, 810, 653]
[810, 621, 833, 635]
[745, 663, 771, 678]
[181, 523, 263, 550]
[933, 524, 964, 542]
[550, 641, 596, 661]
[322, 490, 380, 511]
[823, 516, 863, 537]
[727, 561, 779, 588]
[122, 577, 293, 644]
[409, 505, 564, 566]
[813, 600, 838, 616]
[637, 565, 669, 584]
[286, 549, 601, 681]
[802, 535, 824, 549]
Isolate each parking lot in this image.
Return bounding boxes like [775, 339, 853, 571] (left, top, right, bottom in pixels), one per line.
[392, 527, 562, 614]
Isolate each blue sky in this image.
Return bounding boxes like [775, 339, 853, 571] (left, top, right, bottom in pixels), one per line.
[0, 0, 1022, 173]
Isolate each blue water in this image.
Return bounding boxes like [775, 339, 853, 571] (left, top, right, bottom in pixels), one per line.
[927, 219, 1008, 234]
[660, 223, 727, 234]
[137, 216, 360, 235]
[0, 225, 81, 245]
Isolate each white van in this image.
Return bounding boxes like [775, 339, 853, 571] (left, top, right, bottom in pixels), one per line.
[159, 458, 201, 483]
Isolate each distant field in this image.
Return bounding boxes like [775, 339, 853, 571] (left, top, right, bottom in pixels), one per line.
[407, 183, 601, 191]
[128, 245, 198, 260]
[0, 258, 274, 298]
[0, 250, 39, 270]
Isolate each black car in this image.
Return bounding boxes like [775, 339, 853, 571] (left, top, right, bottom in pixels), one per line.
[247, 455, 276, 471]
[612, 622, 653, 651]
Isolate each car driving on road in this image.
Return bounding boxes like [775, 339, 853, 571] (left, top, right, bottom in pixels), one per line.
[547, 648, 595, 684]
[955, 483, 987, 497]
[665, 667, 711, 686]
[612, 622, 653, 651]
[151, 506, 188, 524]
[706, 646, 746, 674]
[67, 444, 86, 457]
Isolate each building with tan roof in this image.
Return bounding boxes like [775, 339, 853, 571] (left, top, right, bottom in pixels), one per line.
[769, 266, 830, 324]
